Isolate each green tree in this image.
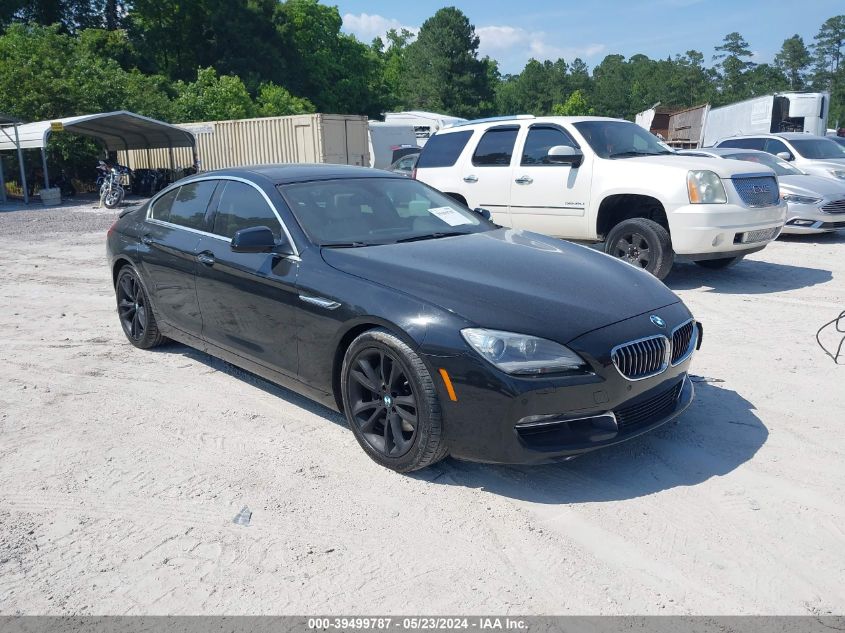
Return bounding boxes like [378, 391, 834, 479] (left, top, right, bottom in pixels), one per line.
[171, 67, 254, 122]
[811, 15, 845, 125]
[274, 0, 387, 116]
[775, 35, 811, 90]
[399, 6, 494, 118]
[255, 82, 315, 116]
[713, 32, 755, 103]
[552, 89, 593, 116]
[592, 54, 631, 117]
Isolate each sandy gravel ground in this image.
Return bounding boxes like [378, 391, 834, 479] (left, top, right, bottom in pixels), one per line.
[1, 198, 843, 616]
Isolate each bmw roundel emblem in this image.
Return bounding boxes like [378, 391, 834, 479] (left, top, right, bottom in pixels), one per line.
[650, 315, 666, 328]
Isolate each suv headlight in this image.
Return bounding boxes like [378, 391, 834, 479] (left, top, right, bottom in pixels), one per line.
[461, 328, 588, 375]
[687, 170, 727, 204]
[781, 193, 822, 205]
[828, 169, 845, 180]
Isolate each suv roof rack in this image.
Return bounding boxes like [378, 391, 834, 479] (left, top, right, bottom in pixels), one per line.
[449, 114, 536, 128]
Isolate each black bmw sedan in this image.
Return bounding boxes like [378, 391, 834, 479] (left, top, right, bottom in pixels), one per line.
[106, 164, 702, 472]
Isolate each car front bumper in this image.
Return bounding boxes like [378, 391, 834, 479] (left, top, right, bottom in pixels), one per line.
[668, 202, 786, 257]
[424, 305, 699, 465]
[781, 201, 845, 234]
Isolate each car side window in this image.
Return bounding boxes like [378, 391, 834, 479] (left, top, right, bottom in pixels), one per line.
[472, 127, 519, 167]
[765, 139, 790, 155]
[521, 126, 578, 166]
[168, 181, 217, 230]
[212, 181, 282, 240]
[150, 187, 178, 222]
[416, 131, 473, 168]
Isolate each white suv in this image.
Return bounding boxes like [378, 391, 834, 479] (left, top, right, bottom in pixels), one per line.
[714, 133, 845, 182]
[414, 116, 786, 279]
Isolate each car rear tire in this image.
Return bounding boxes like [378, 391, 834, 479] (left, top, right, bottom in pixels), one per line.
[341, 329, 447, 472]
[694, 256, 743, 270]
[115, 266, 165, 349]
[605, 218, 674, 280]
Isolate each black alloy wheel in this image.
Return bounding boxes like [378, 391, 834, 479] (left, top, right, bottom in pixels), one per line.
[605, 217, 674, 280]
[347, 347, 418, 458]
[613, 231, 652, 269]
[341, 329, 447, 472]
[115, 267, 164, 349]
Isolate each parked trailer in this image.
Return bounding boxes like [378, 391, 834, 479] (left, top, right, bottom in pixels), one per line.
[383, 111, 467, 146]
[119, 113, 369, 171]
[368, 121, 417, 169]
[635, 103, 710, 148]
[701, 92, 829, 147]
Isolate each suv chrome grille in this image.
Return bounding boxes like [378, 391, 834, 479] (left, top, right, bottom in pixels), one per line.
[671, 320, 696, 365]
[611, 336, 669, 380]
[821, 199, 845, 214]
[732, 176, 779, 207]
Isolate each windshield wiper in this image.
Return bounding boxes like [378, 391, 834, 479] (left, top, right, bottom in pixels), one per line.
[395, 231, 472, 243]
[321, 241, 370, 248]
[609, 150, 673, 158]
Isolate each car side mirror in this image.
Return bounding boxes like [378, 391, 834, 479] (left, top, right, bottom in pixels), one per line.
[231, 226, 288, 254]
[776, 151, 793, 161]
[547, 145, 584, 167]
[473, 207, 492, 220]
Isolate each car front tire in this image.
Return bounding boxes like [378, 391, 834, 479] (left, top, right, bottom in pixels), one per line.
[115, 266, 165, 349]
[341, 329, 447, 472]
[605, 217, 675, 280]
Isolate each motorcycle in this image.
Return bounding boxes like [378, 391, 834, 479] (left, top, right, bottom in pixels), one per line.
[97, 161, 130, 209]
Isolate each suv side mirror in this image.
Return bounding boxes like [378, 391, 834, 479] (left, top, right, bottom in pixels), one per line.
[776, 151, 793, 161]
[547, 145, 584, 167]
[473, 207, 492, 220]
[231, 226, 286, 253]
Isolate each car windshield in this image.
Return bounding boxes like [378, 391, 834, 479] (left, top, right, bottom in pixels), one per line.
[573, 120, 675, 159]
[724, 151, 804, 176]
[789, 138, 845, 159]
[278, 177, 495, 247]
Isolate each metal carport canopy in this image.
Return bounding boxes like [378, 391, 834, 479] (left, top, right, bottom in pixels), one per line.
[0, 110, 195, 152]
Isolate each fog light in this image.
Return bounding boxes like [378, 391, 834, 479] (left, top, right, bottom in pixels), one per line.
[788, 219, 815, 227]
[712, 233, 725, 247]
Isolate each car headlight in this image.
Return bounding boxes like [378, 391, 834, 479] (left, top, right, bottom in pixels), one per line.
[461, 328, 588, 375]
[828, 169, 845, 180]
[687, 170, 727, 204]
[781, 193, 822, 205]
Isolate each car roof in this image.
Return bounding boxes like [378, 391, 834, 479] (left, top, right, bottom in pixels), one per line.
[719, 132, 830, 141]
[189, 163, 402, 185]
[444, 114, 624, 131]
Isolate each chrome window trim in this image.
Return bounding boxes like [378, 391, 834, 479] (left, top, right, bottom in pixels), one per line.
[145, 175, 300, 256]
[610, 334, 671, 382]
[670, 318, 697, 367]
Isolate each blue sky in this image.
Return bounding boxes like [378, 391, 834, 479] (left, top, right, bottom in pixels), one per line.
[337, 0, 844, 74]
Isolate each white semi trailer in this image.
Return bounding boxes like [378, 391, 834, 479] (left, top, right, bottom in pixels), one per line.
[701, 92, 829, 147]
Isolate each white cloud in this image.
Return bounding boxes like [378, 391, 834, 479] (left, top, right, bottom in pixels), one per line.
[342, 13, 418, 44]
[476, 25, 605, 66]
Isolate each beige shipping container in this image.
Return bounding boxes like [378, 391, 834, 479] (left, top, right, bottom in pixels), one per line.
[119, 113, 369, 172]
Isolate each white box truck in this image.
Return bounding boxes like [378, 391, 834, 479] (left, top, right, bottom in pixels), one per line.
[702, 92, 829, 147]
[383, 111, 467, 146]
[368, 121, 417, 169]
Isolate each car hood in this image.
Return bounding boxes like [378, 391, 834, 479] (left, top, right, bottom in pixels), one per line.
[625, 154, 774, 178]
[321, 229, 680, 344]
[779, 174, 845, 198]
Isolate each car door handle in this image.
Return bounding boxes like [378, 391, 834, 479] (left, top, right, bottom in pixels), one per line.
[514, 176, 533, 185]
[197, 252, 215, 266]
[463, 175, 478, 183]
[141, 234, 154, 246]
